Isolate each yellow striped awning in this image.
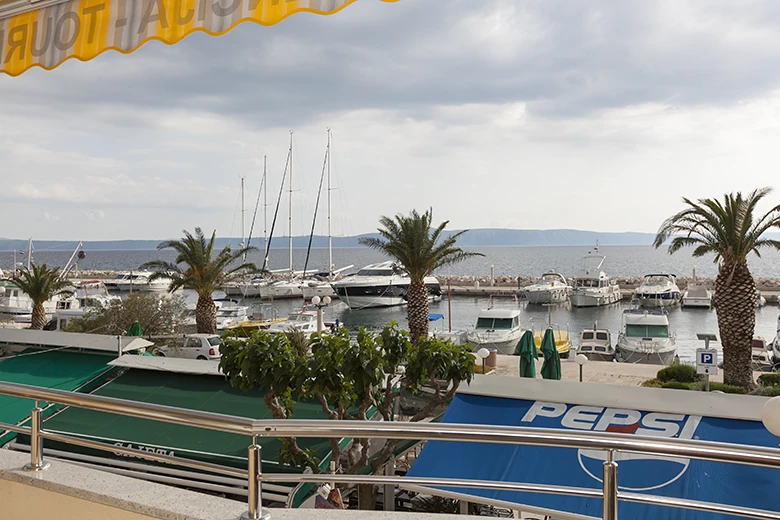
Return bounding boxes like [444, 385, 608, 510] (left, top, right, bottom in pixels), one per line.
[0, 0, 396, 77]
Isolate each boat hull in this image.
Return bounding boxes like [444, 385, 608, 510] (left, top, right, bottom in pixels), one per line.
[635, 294, 681, 308]
[334, 282, 442, 310]
[523, 288, 569, 305]
[615, 340, 676, 365]
[681, 297, 712, 309]
[570, 289, 621, 308]
[467, 332, 523, 355]
[578, 350, 615, 362]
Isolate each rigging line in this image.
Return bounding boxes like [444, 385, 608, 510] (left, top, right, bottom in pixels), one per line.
[263, 146, 292, 272]
[302, 146, 329, 279]
[227, 182, 242, 249]
[246, 172, 266, 250]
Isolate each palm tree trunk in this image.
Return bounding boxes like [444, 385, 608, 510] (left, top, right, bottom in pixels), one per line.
[30, 304, 47, 330]
[713, 261, 755, 389]
[195, 294, 217, 334]
[407, 281, 429, 342]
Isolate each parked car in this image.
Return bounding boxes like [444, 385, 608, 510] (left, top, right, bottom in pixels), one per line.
[153, 334, 222, 360]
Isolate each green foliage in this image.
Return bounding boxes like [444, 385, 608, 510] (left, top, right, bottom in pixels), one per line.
[751, 385, 780, 397]
[757, 373, 780, 387]
[140, 227, 259, 297]
[641, 378, 663, 388]
[661, 381, 694, 390]
[704, 382, 748, 394]
[404, 336, 476, 395]
[5, 264, 73, 306]
[657, 364, 699, 383]
[358, 209, 482, 283]
[65, 293, 186, 336]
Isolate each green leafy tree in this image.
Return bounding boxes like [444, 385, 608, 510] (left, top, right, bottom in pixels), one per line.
[654, 188, 780, 389]
[359, 209, 482, 340]
[4, 265, 72, 330]
[140, 228, 257, 334]
[219, 323, 474, 478]
[65, 293, 186, 336]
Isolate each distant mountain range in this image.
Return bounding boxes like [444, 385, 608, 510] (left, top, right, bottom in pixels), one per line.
[0, 229, 662, 251]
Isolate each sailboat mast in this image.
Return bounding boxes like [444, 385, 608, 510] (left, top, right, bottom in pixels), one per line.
[263, 155, 268, 266]
[240, 176, 246, 262]
[26, 238, 32, 270]
[288, 131, 294, 275]
[327, 128, 332, 280]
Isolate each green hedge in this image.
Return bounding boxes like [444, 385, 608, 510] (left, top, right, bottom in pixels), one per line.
[752, 385, 780, 397]
[757, 373, 780, 388]
[694, 382, 748, 394]
[661, 381, 694, 390]
[657, 364, 699, 383]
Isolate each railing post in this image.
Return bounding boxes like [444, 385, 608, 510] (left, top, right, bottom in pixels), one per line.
[240, 437, 270, 520]
[23, 401, 50, 472]
[602, 449, 618, 520]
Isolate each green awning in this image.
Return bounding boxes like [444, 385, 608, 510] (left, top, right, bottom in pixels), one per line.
[0, 350, 116, 445]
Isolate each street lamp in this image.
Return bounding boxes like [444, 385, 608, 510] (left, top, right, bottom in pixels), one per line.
[575, 354, 588, 382]
[477, 347, 490, 374]
[762, 396, 780, 439]
[310, 295, 331, 333]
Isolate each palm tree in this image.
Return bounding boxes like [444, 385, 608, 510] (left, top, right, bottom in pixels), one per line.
[360, 209, 482, 341]
[6, 264, 73, 330]
[141, 228, 258, 334]
[654, 188, 780, 389]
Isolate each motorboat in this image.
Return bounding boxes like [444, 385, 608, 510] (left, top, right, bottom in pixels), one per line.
[681, 282, 713, 309]
[0, 279, 80, 323]
[331, 261, 442, 310]
[633, 274, 681, 308]
[112, 271, 172, 293]
[751, 337, 774, 372]
[54, 280, 121, 330]
[756, 291, 767, 308]
[521, 271, 571, 304]
[569, 246, 621, 308]
[615, 309, 677, 365]
[577, 323, 614, 361]
[770, 314, 780, 365]
[267, 309, 322, 337]
[213, 299, 249, 331]
[466, 308, 523, 355]
[530, 318, 571, 358]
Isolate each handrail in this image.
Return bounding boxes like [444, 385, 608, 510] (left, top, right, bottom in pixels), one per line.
[0, 380, 779, 520]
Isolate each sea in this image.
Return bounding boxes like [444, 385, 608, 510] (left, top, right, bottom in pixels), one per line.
[2, 245, 779, 365]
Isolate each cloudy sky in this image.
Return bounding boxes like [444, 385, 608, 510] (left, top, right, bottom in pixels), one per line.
[3, 0, 780, 241]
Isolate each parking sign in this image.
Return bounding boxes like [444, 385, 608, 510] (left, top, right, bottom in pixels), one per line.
[696, 348, 718, 375]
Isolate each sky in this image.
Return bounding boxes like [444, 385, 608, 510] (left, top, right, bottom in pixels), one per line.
[3, 0, 780, 241]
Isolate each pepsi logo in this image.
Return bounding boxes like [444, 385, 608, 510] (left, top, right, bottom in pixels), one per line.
[521, 401, 701, 491]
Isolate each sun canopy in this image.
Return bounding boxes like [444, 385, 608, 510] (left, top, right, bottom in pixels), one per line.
[0, 349, 116, 445]
[0, 0, 396, 77]
[109, 353, 222, 375]
[407, 376, 780, 519]
[0, 329, 153, 353]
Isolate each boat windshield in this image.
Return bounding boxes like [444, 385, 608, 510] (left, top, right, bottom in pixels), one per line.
[626, 324, 668, 338]
[357, 269, 394, 276]
[596, 332, 609, 341]
[581, 331, 594, 340]
[576, 279, 601, 288]
[476, 317, 516, 329]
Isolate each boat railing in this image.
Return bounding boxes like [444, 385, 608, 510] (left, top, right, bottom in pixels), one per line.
[0, 381, 779, 520]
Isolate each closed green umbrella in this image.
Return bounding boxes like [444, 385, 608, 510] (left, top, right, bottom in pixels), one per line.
[540, 328, 562, 380]
[127, 321, 143, 337]
[513, 330, 537, 379]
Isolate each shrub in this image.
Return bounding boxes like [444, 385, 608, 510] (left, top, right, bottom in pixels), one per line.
[661, 381, 694, 390]
[657, 364, 698, 383]
[697, 382, 748, 394]
[751, 385, 780, 397]
[641, 379, 663, 388]
[757, 373, 780, 388]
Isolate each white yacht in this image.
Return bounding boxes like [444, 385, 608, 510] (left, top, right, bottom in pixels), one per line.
[466, 308, 523, 355]
[569, 248, 621, 308]
[0, 278, 80, 324]
[615, 309, 677, 365]
[681, 282, 713, 309]
[112, 271, 172, 293]
[522, 271, 571, 304]
[54, 280, 121, 330]
[577, 323, 614, 361]
[267, 309, 321, 337]
[213, 299, 249, 331]
[331, 261, 442, 310]
[633, 274, 682, 308]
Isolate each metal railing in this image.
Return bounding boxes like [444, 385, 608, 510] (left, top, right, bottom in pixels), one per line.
[0, 381, 779, 520]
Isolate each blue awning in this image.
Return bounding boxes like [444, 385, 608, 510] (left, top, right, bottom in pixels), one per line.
[407, 377, 780, 519]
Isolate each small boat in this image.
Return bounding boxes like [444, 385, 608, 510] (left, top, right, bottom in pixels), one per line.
[112, 271, 172, 293]
[213, 299, 249, 331]
[466, 308, 523, 355]
[751, 337, 774, 372]
[267, 309, 322, 337]
[756, 291, 767, 308]
[633, 274, 681, 308]
[521, 271, 571, 304]
[681, 282, 713, 309]
[615, 309, 677, 365]
[54, 280, 121, 330]
[530, 317, 571, 358]
[577, 323, 614, 361]
[770, 314, 780, 366]
[570, 245, 621, 308]
[331, 261, 442, 310]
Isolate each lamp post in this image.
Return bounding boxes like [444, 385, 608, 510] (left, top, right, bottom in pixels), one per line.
[477, 347, 490, 374]
[575, 354, 588, 382]
[310, 295, 331, 333]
